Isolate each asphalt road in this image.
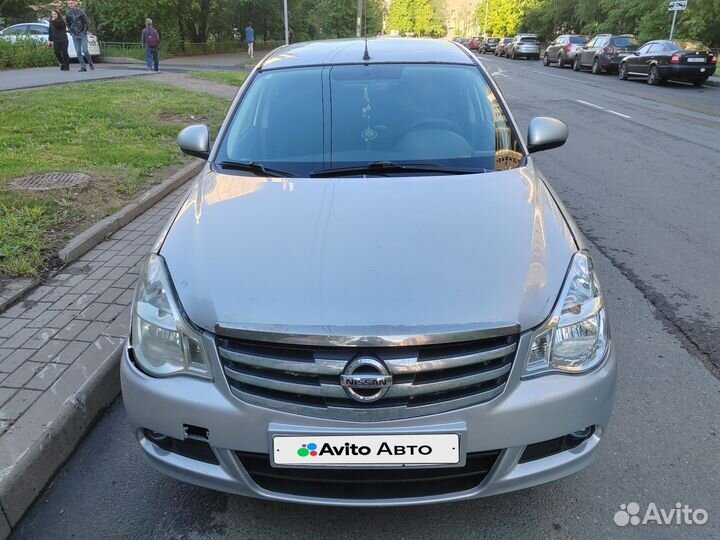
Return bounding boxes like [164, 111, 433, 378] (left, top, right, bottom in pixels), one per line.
[11, 54, 720, 540]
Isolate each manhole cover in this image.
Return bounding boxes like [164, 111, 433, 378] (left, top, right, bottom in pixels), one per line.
[11, 172, 90, 191]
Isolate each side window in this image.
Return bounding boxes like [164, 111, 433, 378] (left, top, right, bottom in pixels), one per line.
[636, 44, 651, 54]
[28, 25, 47, 35]
[6, 25, 28, 35]
[646, 44, 658, 54]
[586, 38, 596, 48]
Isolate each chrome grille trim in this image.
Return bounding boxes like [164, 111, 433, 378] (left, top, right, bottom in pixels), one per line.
[216, 333, 518, 421]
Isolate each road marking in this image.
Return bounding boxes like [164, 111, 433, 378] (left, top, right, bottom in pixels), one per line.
[491, 68, 510, 79]
[576, 99, 605, 110]
[528, 69, 579, 83]
[607, 109, 632, 119]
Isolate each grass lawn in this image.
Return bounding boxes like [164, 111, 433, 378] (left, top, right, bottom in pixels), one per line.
[190, 70, 249, 87]
[0, 78, 229, 277]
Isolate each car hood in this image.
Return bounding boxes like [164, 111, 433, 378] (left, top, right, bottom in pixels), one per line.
[161, 167, 577, 336]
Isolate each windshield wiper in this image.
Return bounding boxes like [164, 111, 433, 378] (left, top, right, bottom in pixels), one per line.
[309, 161, 486, 178]
[215, 161, 295, 178]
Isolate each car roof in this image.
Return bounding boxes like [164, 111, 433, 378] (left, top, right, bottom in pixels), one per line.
[258, 38, 475, 70]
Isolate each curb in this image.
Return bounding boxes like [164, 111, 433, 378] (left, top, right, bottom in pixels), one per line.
[705, 77, 720, 87]
[98, 56, 144, 64]
[0, 278, 38, 314]
[0, 160, 201, 318]
[58, 160, 203, 264]
[0, 338, 124, 538]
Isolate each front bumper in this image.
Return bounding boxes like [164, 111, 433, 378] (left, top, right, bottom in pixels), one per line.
[121, 333, 617, 506]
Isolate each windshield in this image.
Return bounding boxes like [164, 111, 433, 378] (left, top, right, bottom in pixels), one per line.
[216, 64, 523, 177]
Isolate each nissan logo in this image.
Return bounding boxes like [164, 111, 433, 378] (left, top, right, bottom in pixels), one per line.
[340, 357, 392, 403]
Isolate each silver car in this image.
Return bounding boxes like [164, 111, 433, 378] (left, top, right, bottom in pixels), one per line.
[508, 34, 541, 60]
[122, 38, 616, 506]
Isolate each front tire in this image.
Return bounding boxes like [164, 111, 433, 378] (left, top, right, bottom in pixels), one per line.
[573, 56, 581, 71]
[557, 54, 564, 68]
[592, 58, 602, 74]
[543, 53, 549, 66]
[619, 62, 628, 80]
[511, 49, 516, 60]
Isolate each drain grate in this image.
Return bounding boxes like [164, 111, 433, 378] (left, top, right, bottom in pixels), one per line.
[11, 172, 90, 191]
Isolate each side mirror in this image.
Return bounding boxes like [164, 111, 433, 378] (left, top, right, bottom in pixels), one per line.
[177, 124, 210, 160]
[633, 51, 640, 55]
[527, 117, 568, 153]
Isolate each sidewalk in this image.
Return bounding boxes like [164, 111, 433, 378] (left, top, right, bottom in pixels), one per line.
[0, 73, 235, 538]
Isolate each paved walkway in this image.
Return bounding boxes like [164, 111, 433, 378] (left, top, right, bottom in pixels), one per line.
[0, 73, 235, 536]
[0, 50, 272, 92]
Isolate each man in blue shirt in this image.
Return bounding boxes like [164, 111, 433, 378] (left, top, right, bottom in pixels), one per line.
[245, 22, 255, 59]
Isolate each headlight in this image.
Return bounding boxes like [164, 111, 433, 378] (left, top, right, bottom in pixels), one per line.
[131, 254, 212, 379]
[525, 251, 609, 376]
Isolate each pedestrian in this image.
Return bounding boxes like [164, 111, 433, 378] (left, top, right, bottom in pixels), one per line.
[142, 18, 160, 72]
[264, 28, 270, 42]
[245, 21, 254, 59]
[65, 0, 94, 71]
[48, 10, 70, 71]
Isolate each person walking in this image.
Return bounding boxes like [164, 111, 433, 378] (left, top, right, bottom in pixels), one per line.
[65, 0, 93, 71]
[245, 22, 254, 59]
[141, 18, 160, 72]
[48, 10, 70, 71]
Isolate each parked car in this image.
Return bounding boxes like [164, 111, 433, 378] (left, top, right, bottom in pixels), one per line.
[507, 34, 540, 60]
[543, 34, 589, 68]
[495, 37, 513, 57]
[468, 36, 482, 50]
[454, 36, 470, 47]
[481, 37, 499, 54]
[619, 39, 717, 86]
[0, 21, 101, 59]
[573, 34, 639, 74]
[122, 38, 616, 505]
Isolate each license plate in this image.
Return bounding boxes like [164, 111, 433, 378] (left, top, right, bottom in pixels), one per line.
[272, 434, 460, 466]
[688, 57, 705, 63]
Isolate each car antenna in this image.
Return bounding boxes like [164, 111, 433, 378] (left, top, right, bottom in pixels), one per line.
[362, 0, 370, 61]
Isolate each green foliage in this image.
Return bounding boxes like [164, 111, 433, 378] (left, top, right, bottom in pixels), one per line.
[0, 38, 56, 69]
[387, 0, 444, 36]
[0, 79, 228, 276]
[190, 70, 248, 86]
[0, 0, 35, 26]
[479, 0, 720, 46]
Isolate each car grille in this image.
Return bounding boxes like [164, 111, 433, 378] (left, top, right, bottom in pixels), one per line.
[236, 450, 502, 499]
[216, 333, 518, 421]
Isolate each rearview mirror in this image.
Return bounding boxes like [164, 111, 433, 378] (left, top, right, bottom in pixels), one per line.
[527, 117, 568, 153]
[177, 124, 210, 160]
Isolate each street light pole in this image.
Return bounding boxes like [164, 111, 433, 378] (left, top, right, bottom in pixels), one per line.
[356, 0, 363, 37]
[284, 0, 289, 44]
[669, 8, 678, 40]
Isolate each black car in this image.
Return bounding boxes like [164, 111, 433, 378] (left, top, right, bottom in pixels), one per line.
[481, 37, 499, 54]
[573, 34, 640, 74]
[619, 40, 717, 86]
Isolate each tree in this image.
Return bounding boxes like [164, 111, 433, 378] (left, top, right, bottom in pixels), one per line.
[387, 0, 444, 36]
[0, 0, 35, 26]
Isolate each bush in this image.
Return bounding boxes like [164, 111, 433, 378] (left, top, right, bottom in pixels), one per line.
[0, 38, 57, 69]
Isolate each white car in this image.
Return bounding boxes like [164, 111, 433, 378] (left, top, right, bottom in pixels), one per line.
[0, 21, 101, 59]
